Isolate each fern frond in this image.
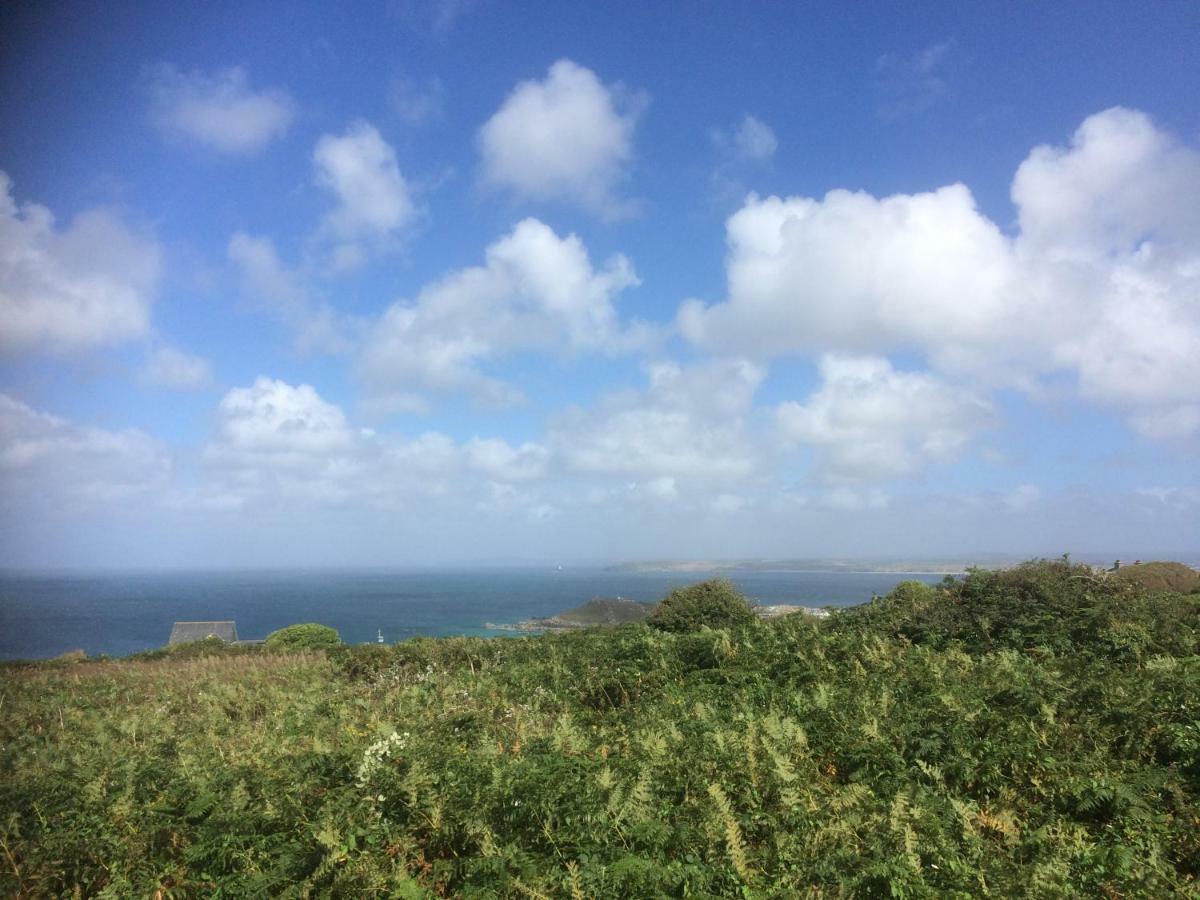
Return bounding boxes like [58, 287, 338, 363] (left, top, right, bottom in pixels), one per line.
[707, 782, 754, 885]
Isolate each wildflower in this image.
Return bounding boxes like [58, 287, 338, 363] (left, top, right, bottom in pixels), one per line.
[357, 730, 409, 790]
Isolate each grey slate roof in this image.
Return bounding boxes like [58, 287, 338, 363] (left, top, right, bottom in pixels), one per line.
[168, 621, 238, 645]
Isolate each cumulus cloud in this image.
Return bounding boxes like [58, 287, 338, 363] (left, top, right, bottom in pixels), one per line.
[0, 172, 160, 354]
[202, 377, 551, 511]
[778, 356, 993, 483]
[679, 184, 1021, 363]
[548, 359, 765, 480]
[140, 347, 212, 390]
[681, 107, 1200, 439]
[313, 121, 417, 269]
[212, 377, 358, 460]
[478, 59, 645, 218]
[1012, 107, 1200, 259]
[0, 394, 170, 512]
[360, 217, 646, 412]
[147, 64, 295, 154]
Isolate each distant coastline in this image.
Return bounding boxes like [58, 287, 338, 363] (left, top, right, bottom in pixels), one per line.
[608, 558, 977, 576]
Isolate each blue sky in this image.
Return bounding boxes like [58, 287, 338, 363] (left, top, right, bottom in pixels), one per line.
[1, 1, 1198, 567]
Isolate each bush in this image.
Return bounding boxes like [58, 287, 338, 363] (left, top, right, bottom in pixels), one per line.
[329, 642, 394, 679]
[1111, 561, 1200, 594]
[647, 578, 757, 633]
[264, 622, 341, 650]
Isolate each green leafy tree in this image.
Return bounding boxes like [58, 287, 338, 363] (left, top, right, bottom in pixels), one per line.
[264, 622, 341, 650]
[647, 577, 757, 632]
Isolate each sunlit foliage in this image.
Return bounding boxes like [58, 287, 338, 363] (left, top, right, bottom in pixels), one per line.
[2, 561, 1198, 896]
[265, 622, 342, 650]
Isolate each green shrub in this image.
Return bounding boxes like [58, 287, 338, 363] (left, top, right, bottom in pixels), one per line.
[328, 642, 394, 679]
[164, 635, 246, 659]
[647, 577, 757, 633]
[264, 622, 341, 650]
[673, 629, 734, 671]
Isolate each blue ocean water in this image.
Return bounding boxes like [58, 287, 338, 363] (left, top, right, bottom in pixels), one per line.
[0, 568, 948, 660]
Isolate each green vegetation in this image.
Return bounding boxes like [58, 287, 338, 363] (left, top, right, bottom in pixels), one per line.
[1112, 560, 1200, 594]
[265, 622, 342, 650]
[2, 561, 1199, 896]
[552, 597, 651, 626]
[646, 576, 758, 632]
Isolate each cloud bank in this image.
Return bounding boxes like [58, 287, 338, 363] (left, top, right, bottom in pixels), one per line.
[680, 107, 1200, 438]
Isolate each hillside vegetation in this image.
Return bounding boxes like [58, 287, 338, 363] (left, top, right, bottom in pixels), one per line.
[551, 597, 652, 626]
[2, 560, 1199, 897]
[1111, 560, 1200, 594]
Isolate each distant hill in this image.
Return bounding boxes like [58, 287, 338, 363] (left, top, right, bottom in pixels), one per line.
[1112, 561, 1200, 593]
[611, 558, 978, 574]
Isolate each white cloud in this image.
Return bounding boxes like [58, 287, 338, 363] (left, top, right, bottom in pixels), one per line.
[679, 184, 1021, 364]
[465, 437, 549, 482]
[313, 121, 417, 269]
[777, 355, 994, 483]
[681, 107, 1200, 438]
[140, 347, 212, 390]
[0, 394, 170, 511]
[147, 64, 295, 154]
[549, 359, 764, 480]
[1012, 107, 1200, 259]
[360, 217, 645, 411]
[0, 172, 160, 354]
[201, 377, 551, 512]
[714, 114, 778, 162]
[478, 59, 645, 218]
[212, 377, 357, 460]
[735, 114, 778, 161]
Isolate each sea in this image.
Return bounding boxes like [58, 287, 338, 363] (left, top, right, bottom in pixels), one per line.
[0, 568, 950, 661]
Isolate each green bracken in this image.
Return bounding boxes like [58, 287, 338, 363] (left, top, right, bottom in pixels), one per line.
[1, 560, 1199, 897]
[265, 622, 343, 650]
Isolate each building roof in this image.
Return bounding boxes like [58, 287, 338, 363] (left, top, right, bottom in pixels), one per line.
[168, 620, 238, 645]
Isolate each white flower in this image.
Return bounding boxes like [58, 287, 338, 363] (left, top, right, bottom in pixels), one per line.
[356, 730, 409, 790]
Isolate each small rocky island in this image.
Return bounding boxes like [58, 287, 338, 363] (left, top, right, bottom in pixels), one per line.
[488, 596, 828, 633]
[487, 597, 654, 632]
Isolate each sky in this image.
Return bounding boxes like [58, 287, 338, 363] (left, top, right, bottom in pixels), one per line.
[1, 0, 1198, 568]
